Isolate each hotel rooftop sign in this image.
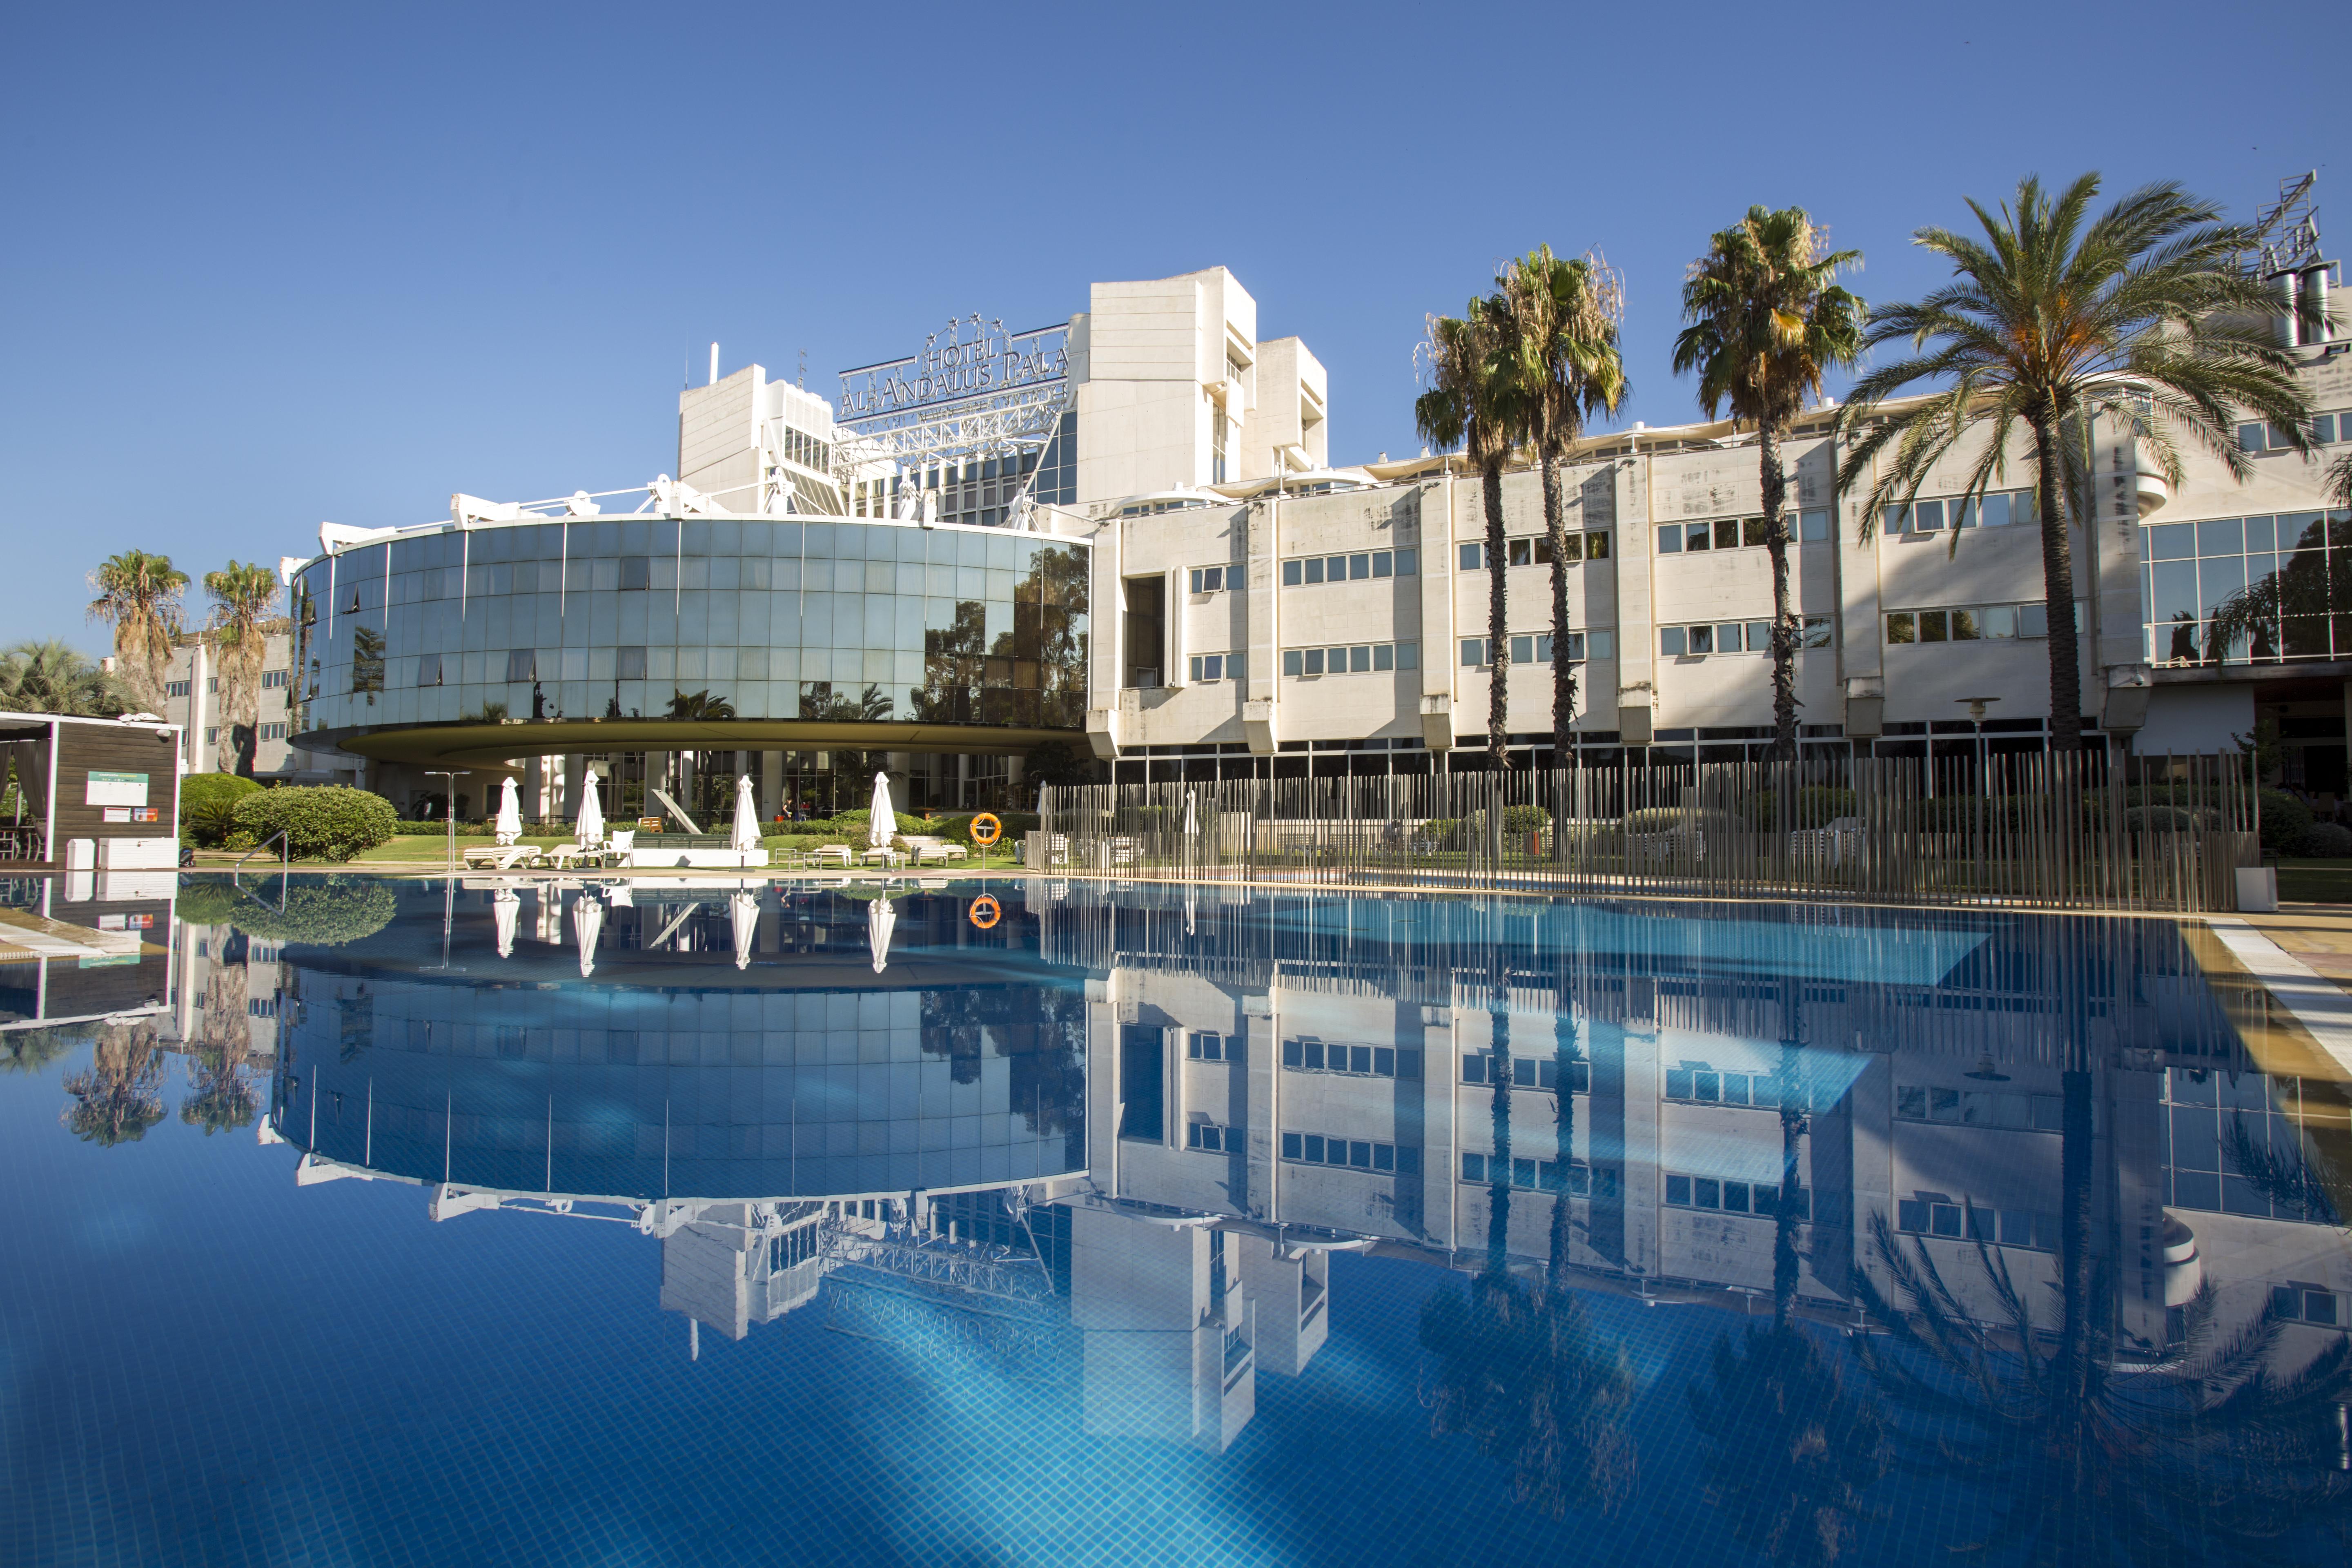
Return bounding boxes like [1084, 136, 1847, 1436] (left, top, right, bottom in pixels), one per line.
[838, 316, 1069, 434]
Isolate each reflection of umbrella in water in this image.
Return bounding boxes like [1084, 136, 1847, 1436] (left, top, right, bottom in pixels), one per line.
[868, 894, 897, 973]
[868, 771, 895, 851]
[731, 891, 758, 970]
[1184, 789, 1198, 837]
[575, 773, 606, 849]
[572, 893, 604, 978]
[493, 888, 521, 958]
[731, 774, 760, 855]
[494, 776, 523, 846]
[1185, 884, 1196, 937]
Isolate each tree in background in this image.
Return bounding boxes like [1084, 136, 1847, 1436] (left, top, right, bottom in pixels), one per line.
[1418, 299, 1516, 769]
[1674, 208, 1864, 761]
[202, 560, 282, 775]
[0, 639, 129, 716]
[1497, 247, 1629, 765]
[86, 550, 188, 714]
[1838, 175, 2307, 753]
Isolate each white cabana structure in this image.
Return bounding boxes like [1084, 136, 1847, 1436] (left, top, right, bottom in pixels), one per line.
[572, 893, 604, 978]
[867, 893, 897, 973]
[494, 777, 523, 846]
[731, 890, 758, 970]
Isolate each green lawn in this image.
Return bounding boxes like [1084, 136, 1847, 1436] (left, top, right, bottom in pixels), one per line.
[2276, 858, 2352, 904]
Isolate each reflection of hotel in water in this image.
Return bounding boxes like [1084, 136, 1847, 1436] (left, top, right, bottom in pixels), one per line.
[65, 873, 2350, 1452]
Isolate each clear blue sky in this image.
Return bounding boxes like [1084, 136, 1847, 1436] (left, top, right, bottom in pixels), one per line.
[1, 0, 2327, 654]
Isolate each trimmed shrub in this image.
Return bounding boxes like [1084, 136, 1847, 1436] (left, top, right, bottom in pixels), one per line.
[180, 773, 262, 847]
[2260, 790, 2315, 853]
[232, 786, 399, 862]
[228, 876, 396, 945]
[2292, 821, 2352, 858]
[1500, 804, 1550, 836]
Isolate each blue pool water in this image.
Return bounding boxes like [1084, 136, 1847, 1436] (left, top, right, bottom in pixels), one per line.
[4, 873, 2349, 1565]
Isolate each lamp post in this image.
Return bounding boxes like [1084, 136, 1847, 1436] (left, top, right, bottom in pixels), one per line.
[1956, 699, 1998, 886]
[425, 769, 470, 967]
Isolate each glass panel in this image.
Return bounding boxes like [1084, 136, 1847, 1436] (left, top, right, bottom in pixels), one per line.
[1919, 610, 1948, 642]
[1743, 516, 1768, 546]
[1886, 612, 1915, 644]
[1915, 499, 1944, 530]
[1746, 621, 1771, 651]
[1980, 493, 2012, 528]
[1689, 625, 1714, 655]
[1950, 610, 1980, 640]
[1984, 606, 2018, 639]
[2198, 517, 2245, 556]
[1660, 626, 1687, 656]
[1686, 523, 1711, 552]
[1800, 508, 1829, 541]
[1657, 525, 1683, 554]
[1714, 518, 1740, 550]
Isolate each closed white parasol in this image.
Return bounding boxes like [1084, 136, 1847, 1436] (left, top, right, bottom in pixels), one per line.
[572, 892, 604, 978]
[868, 893, 897, 973]
[493, 888, 520, 958]
[731, 890, 758, 970]
[868, 772, 895, 851]
[494, 777, 523, 846]
[731, 774, 760, 855]
[575, 773, 606, 849]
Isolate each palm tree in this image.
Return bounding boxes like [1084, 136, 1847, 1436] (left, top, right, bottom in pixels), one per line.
[203, 560, 282, 774]
[60, 1022, 168, 1146]
[0, 639, 130, 716]
[86, 550, 189, 714]
[1835, 174, 2312, 753]
[1674, 209, 1864, 762]
[1418, 299, 1516, 769]
[1496, 249, 1630, 763]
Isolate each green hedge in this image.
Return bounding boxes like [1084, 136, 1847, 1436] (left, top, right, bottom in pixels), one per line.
[174, 874, 396, 946]
[232, 786, 399, 862]
[180, 773, 263, 847]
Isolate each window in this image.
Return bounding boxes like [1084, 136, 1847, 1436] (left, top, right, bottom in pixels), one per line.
[505, 649, 538, 683]
[2270, 1285, 2346, 1325]
[1461, 632, 1615, 668]
[1662, 621, 1804, 656]
[1461, 1152, 1593, 1192]
[1187, 1031, 1232, 1061]
[1282, 1038, 1421, 1077]
[1887, 601, 2061, 645]
[1883, 490, 2037, 533]
[203, 727, 218, 744]
[416, 652, 443, 687]
[1463, 1052, 1589, 1091]
[1664, 1065, 1813, 1110]
[1896, 1196, 2051, 1250]
[1283, 548, 1417, 586]
[1282, 1130, 1420, 1174]
[259, 723, 287, 741]
[1461, 534, 1608, 569]
[615, 646, 647, 681]
[1656, 514, 1828, 554]
[165, 679, 191, 697]
[1283, 641, 1416, 676]
[262, 669, 290, 689]
[1895, 1083, 2065, 1131]
[1664, 1173, 1810, 1218]
[1190, 564, 1231, 594]
[1188, 651, 1244, 682]
[618, 555, 651, 591]
[1187, 1121, 1233, 1152]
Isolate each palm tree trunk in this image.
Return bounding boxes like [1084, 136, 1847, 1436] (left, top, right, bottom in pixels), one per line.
[1773, 1048, 1805, 1330]
[1760, 419, 1797, 762]
[2031, 413, 2085, 752]
[2058, 1056, 2095, 1396]
[1541, 449, 1575, 763]
[1483, 461, 1511, 770]
[1548, 994, 1579, 1298]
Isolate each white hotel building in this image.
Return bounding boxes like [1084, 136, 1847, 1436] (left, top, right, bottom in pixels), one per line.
[286, 260, 2352, 810]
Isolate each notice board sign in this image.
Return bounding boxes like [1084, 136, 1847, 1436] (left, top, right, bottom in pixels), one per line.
[85, 771, 150, 808]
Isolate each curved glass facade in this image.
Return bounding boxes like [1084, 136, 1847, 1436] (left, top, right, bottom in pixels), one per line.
[287, 516, 1090, 744]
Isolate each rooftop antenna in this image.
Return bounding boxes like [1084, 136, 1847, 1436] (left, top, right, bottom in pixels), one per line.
[797, 349, 806, 389]
[2250, 172, 2321, 276]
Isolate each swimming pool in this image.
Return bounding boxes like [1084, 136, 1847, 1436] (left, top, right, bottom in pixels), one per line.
[4, 873, 2348, 1564]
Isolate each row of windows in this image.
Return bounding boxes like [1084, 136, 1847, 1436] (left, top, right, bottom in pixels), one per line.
[1282, 641, 1419, 676]
[1896, 1197, 2055, 1251]
[1657, 513, 1831, 555]
[1664, 1067, 1818, 1110]
[1283, 1039, 1421, 1078]
[1459, 631, 1617, 667]
[1666, 1174, 1812, 1218]
[2238, 410, 2352, 452]
[1282, 1131, 1421, 1173]
[1895, 1085, 2067, 1131]
[1881, 489, 2040, 534]
[457, 644, 1083, 694]
[1886, 603, 2061, 644]
[1459, 1152, 1606, 1194]
[202, 724, 288, 743]
[1187, 1031, 1233, 1061]
[1661, 618, 1833, 657]
[2270, 1285, 2346, 1326]
[1459, 532, 1612, 571]
[1462, 1053, 1590, 1092]
[1277, 548, 1419, 586]
[1187, 653, 1245, 683]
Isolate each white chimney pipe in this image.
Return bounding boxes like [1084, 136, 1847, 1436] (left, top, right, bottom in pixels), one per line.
[709, 343, 719, 386]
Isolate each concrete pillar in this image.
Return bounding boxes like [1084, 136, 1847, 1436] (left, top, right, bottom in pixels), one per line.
[523, 755, 546, 826]
[562, 756, 586, 822]
[760, 751, 782, 822]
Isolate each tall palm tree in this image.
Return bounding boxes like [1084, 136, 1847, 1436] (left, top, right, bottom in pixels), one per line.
[1418, 299, 1516, 769]
[1674, 208, 1864, 762]
[86, 550, 189, 714]
[0, 639, 129, 716]
[203, 560, 282, 775]
[1497, 249, 1630, 763]
[1835, 175, 2311, 753]
[60, 1022, 168, 1146]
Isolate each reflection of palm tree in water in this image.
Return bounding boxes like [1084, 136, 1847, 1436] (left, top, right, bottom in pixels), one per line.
[1419, 925, 1635, 1518]
[60, 1022, 168, 1146]
[1853, 1008, 2352, 1562]
[1688, 980, 1886, 1564]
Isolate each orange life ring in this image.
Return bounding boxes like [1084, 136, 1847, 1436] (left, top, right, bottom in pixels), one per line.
[968, 894, 1002, 929]
[970, 813, 1002, 846]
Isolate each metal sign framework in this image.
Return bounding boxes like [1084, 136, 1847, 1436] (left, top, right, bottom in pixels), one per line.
[832, 316, 1075, 517]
